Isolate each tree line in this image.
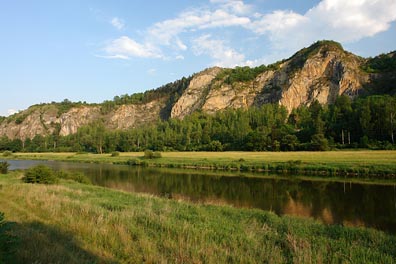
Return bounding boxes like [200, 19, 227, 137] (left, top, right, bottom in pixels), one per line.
[0, 95, 395, 153]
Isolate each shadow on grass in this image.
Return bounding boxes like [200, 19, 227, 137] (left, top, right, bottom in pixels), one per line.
[1, 220, 115, 264]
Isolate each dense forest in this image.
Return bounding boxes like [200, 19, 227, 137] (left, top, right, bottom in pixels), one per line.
[0, 95, 394, 153]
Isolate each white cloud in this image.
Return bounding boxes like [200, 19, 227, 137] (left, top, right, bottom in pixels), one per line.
[175, 38, 187, 50]
[95, 54, 130, 60]
[250, 0, 396, 55]
[249, 10, 307, 35]
[147, 8, 250, 49]
[7, 109, 18, 116]
[100, 0, 396, 66]
[192, 34, 246, 67]
[147, 68, 156, 75]
[103, 3, 251, 61]
[305, 0, 396, 42]
[210, 0, 252, 15]
[104, 36, 163, 59]
[110, 17, 125, 30]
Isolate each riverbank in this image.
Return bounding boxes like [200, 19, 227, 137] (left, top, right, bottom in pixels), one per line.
[5, 150, 396, 179]
[1, 171, 395, 263]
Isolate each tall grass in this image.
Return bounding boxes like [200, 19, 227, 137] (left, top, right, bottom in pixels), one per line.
[0, 171, 395, 263]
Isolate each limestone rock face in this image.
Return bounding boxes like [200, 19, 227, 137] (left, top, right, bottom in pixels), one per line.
[170, 67, 222, 119]
[278, 46, 366, 112]
[0, 99, 165, 139]
[0, 105, 59, 140]
[109, 99, 164, 130]
[59, 107, 101, 136]
[170, 42, 368, 117]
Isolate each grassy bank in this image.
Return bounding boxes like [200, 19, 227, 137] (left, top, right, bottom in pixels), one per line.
[6, 150, 396, 179]
[1, 171, 395, 263]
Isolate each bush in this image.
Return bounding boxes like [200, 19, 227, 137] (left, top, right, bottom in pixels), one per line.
[56, 170, 91, 184]
[126, 159, 141, 165]
[0, 162, 9, 174]
[153, 152, 162, 159]
[0, 212, 16, 262]
[310, 134, 329, 151]
[2, 151, 12, 157]
[22, 165, 58, 184]
[110, 151, 120, 157]
[144, 150, 162, 159]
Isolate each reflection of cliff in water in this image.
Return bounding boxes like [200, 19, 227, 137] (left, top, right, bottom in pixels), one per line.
[84, 166, 396, 233]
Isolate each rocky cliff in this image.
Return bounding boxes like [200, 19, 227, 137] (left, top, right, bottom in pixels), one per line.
[0, 98, 166, 140]
[171, 41, 368, 117]
[0, 40, 394, 139]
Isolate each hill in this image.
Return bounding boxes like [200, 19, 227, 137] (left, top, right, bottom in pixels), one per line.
[0, 40, 395, 141]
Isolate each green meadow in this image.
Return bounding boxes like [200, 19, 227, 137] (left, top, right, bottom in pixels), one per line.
[7, 150, 396, 179]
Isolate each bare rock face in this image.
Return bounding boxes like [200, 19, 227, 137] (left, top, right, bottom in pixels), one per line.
[278, 46, 366, 112]
[170, 42, 367, 117]
[59, 106, 101, 136]
[109, 99, 164, 130]
[0, 98, 165, 140]
[170, 67, 222, 119]
[0, 105, 59, 140]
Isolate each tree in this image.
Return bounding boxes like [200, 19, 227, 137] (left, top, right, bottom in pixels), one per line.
[281, 134, 299, 151]
[310, 134, 329, 151]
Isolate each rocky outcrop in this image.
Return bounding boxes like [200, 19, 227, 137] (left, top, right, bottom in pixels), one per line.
[170, 41, 370, 116]
[0, 99, 166, 140]
[59, 106, 101, 136]
[277, 46, 366, 112]
[109, 99, 165, 130]
[170, 67, 222, 119]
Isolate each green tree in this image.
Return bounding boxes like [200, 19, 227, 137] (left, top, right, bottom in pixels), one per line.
[310, 134, 329, 151]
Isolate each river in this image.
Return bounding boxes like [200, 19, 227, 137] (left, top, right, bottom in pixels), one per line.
[6, 159, 396, 233]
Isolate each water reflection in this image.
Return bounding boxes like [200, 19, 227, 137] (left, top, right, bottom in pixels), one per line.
[6, 160, 396, 233]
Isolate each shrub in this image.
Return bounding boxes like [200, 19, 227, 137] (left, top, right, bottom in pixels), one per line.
[22, 165, 58, 184]
[2, 151, 12, 157]
[152, 152, 162, 159]
[310, 134, 329, 151]
[0, 212, 16, 262]
[144, 150, 162, 159]
[56, 170, 91, 184]
[126, 159, 141, 165]
[0, 162, 9, 174]
[111, 151, 120, 157]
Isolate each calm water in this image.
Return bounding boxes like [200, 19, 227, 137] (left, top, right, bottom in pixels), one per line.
[6, 159, 396, 233]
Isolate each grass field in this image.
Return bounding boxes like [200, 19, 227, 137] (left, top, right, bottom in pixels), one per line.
[6, 150, 396, 178]
[1, 171, 395, 263]
[10, 150, 396, 164]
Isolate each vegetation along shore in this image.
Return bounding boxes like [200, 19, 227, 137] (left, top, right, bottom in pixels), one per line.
[3, 150, 396, 180]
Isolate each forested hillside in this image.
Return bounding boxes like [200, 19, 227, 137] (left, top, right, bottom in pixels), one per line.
[0, 95, 394, 153]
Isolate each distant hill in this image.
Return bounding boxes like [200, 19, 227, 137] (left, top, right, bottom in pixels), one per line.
[1, 40, 395, 140]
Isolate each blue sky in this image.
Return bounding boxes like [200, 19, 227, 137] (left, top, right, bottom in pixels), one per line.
[1, 0, 395, 117]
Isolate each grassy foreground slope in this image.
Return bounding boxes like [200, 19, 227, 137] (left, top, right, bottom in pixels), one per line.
[1, 172, 395, 263]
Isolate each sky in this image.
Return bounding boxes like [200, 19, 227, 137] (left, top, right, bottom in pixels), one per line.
[1, 0, 395, 117]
